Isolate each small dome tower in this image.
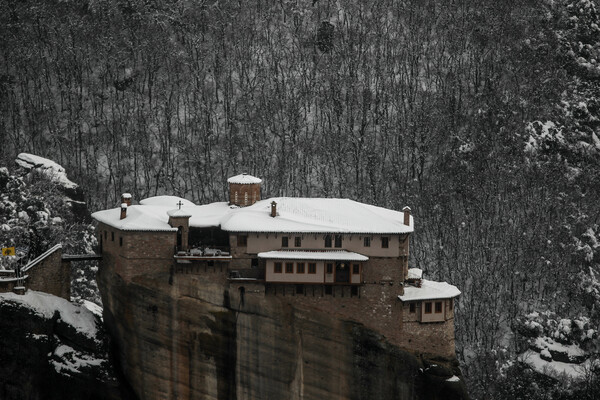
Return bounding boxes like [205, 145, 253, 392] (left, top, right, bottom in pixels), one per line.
[228, 173, 262, 207]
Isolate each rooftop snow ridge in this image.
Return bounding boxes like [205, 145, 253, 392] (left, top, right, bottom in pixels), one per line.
[227, 173, 262, 184]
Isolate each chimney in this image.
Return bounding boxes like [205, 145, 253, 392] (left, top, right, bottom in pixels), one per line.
[271, 201, 277, 217]
[121, 193, 132, 207]
[403, 206, 411, 226]
[120, 203, 128, 220]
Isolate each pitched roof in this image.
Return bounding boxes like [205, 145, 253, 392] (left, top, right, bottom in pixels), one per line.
[257, 250, 368, 261]
[92, 196, 413, 234]
[227, 174, 262, 184]
[398, 280, 461, 302]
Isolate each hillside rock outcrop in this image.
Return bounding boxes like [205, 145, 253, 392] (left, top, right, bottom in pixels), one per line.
[98, 262, 469, 400]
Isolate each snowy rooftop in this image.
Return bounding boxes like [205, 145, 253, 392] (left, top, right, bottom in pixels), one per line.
[398, 280, 461, 301]
[407, 268, 423, 280]
[258, 250, 369, 261]
[139, 196, 195, 207]
[227, 173, 262, 184]
[93, 196, 414, 234]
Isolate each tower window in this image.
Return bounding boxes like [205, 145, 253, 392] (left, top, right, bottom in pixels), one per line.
[324, 235, 332, 248]
[285, 262, 294, 273]
[297, 263, 305, 273]
[294, 237, 301, 247]
[282, 236, 289, 248]
[111, 232, 114, 241]
[235, 192, 238, 204]
[364, 237, 371, 247]
[435, 302, 443, 313]
[274, 262, 282, 273]
[424, 302, 432, 314]
[244, 192, 248, 205]
[308, 263, 316, 274]
[326, 263, 333, 274]
[119, 237, 123, 247]
[410, 303, 416, 313]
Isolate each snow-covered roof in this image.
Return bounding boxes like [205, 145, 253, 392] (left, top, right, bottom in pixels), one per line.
[139, 196, 195, 207]
[16, 153, 78, 189]
[227, 174, 262, 184]
[398, 280, 461, 301]
[167, 208, 192, 218]
[407, 268, 423, 280]
[258, 250, 369, 261]
[92, 197, 413, 234]
[221, 197, 413, 233]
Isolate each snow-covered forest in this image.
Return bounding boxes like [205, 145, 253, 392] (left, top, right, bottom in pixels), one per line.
[2, 0, 600, 398]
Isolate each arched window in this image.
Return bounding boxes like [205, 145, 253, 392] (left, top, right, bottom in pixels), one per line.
[177, 226, 183, 250]
[244, 192, 248, 205]
[235, 192, 238, 204]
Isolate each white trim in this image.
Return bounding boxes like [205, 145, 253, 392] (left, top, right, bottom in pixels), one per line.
[258, 250, 368, 261]
[22, 244, 62, 273]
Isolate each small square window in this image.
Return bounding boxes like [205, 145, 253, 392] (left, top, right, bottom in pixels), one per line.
[295, 237, 302, 247]
[424, 302, 432, 314]
[274, 262, 282, 273]
[326, 263, 333, 274]
[237, 235, 247, 246]
[297, 263, 305, 273]
[364, 237, 371, 247]
[352, 264, 360, 274]
[308, 263, 316, 274]
[334, 235, 342, 248]
[435, 302, 443, 313]
[409, 303, 416, 313]
[119, 237, 123, 247]
[381, 237, 389, 248]
[282, 237, 289, 248]
[324, 235, 332, 248]
[285, 262, 294, 273]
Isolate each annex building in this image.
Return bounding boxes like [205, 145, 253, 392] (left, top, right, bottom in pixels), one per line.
[92, 174, 461, 357]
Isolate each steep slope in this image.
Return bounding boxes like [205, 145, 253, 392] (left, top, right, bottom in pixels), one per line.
[98, 262, 468, 400]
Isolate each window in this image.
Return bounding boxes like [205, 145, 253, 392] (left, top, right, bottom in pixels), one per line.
[324, 235, 332, 248]
[334, 235, 342, 248]
[237, 235, 247, 247]
[104, 231, 107, 239]
[244, 192, 248, 205]
[351, 286, 358, 297]
[435, 302, 443, 313]
[235, 192, 238, 203]
[326, 263, 333, 274]
[251, 258, 259, 268]
[296, 284, 304, 294]
[449, 299, 453, 310]
[409, 303, 416, 313]
[285, 262, 294, 273]
[294, 237, 302, 247]
[308, 263, 316, 274]
[424, 302, 432, 314]
[297, 263, 305, 274]
[119, 237, 123, 247]
[282, 236, 289, 248]
[111, 231, 114, 241]
[274, 262, 282, 273]
[381, 237, 389, 248]
[325, 285, 332, 295]
[352, 264, 360, 274]
[364, 237, 371, 247]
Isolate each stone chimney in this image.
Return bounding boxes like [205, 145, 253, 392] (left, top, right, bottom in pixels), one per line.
[121, 193, 132, 207]
[403, 206, 411, 226]
[120, 203, 128, 220]
[271, 201, 277, 217]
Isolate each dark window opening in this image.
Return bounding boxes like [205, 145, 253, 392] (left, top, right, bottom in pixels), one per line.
[119, 237, 123, 247]
[282, 236, 289, 248]
[251, 258, 259, 268]
[449, 299, 453, 310]
[409, 303, 416, 313]
[424, 302, 432, 314]
[285, 262, 294, 273]
[325, 285, 332, 295]
[351, 286, 358, 297]
[364, 237, 370, 247]
[381, 237, 389, 248]
[237, 235, 247, 247]
[104, 231, 107, 239]
[308, 263, 316, 274]
[177, 226, 183, 250]
[326, 263, 333, 274]
[208, 260, 214, 267]
[435, 302, 443, 313]
[274, 262, 282, 273]
[296, 284, 304, 294]
[352, 264, 360, 274]
[111, 232, 114, 241]
[324, 235, 332, 248]
[295, 237, 302, 247]
[334, 235, 342, 248]
[297, 263, 305, 273]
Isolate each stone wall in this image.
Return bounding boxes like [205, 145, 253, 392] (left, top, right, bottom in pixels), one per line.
[25, 247, 70, 300]
[228, 183, 260, 206]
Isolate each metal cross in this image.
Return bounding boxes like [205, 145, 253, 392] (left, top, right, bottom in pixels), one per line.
[177, 200, 184, 210]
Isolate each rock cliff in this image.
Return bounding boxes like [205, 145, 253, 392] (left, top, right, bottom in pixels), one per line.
[98, 262, 469, 400]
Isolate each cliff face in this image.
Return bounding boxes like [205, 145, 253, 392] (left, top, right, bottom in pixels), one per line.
[98, 262, 469, 400]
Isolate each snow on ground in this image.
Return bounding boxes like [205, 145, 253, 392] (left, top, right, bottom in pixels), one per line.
[15, 153, 78, 189]
[534, 336, 586, 361]
[446, 375, 460, 382]
[0, 290, 98, 340]
[519, 350, 596, 380]
[82, 300, 103, 320]
[51, 343, 106, 376]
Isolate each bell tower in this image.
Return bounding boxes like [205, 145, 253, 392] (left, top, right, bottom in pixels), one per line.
[227, 173, 262, 207]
